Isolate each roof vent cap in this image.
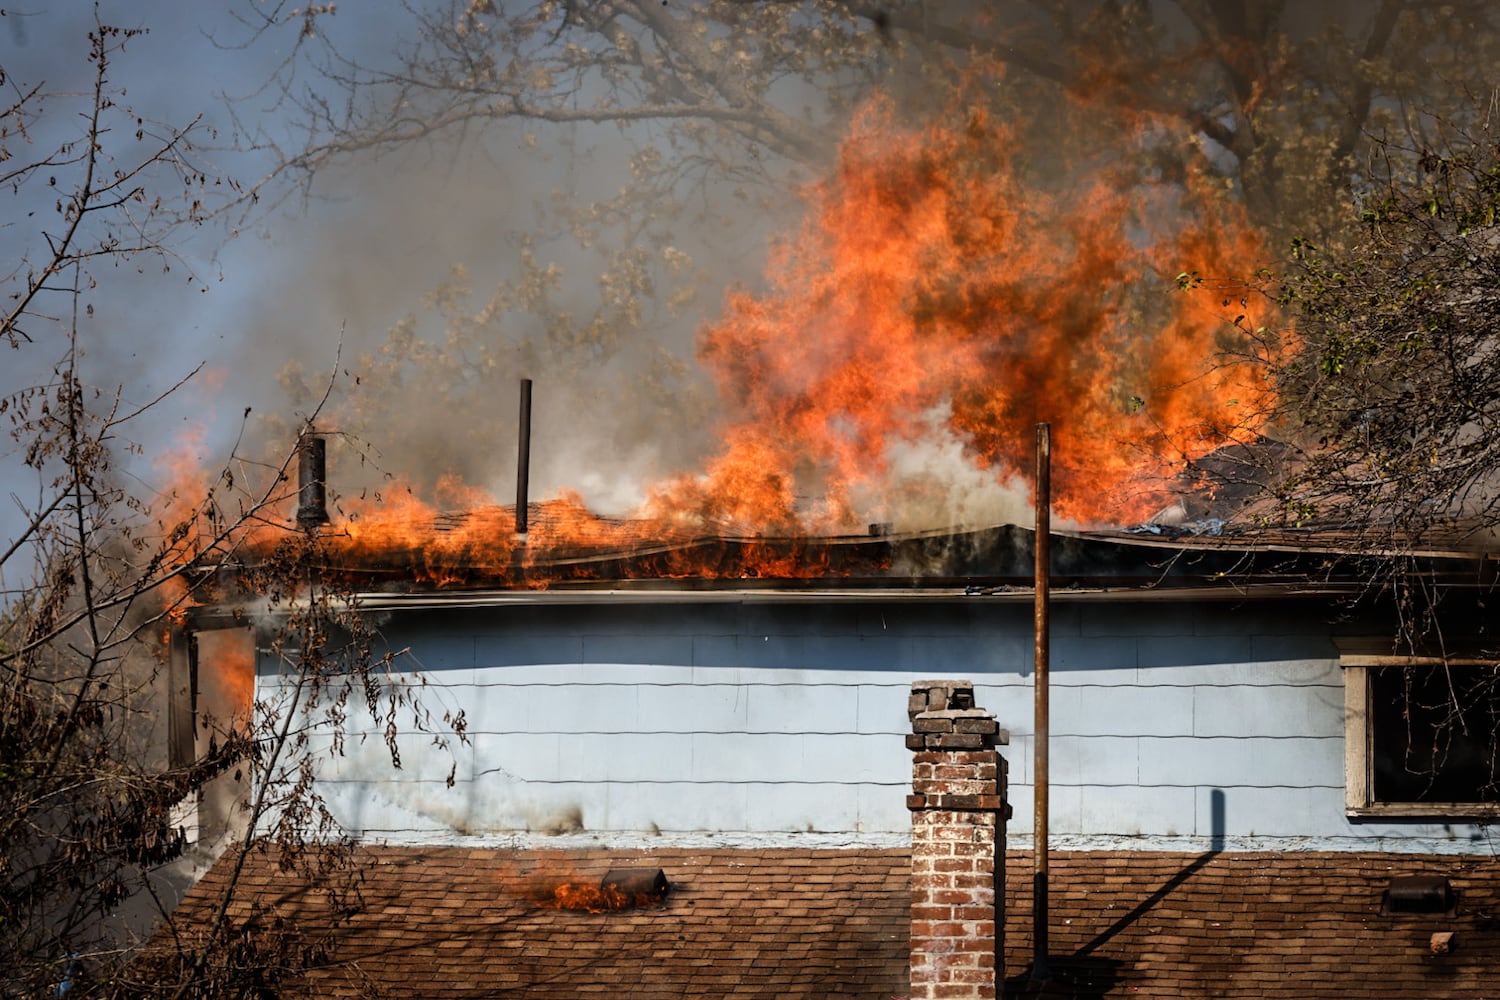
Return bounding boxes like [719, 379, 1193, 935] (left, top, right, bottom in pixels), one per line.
[1381, 875, 1456, 916]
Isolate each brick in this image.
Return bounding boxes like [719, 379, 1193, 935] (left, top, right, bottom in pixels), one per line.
[911, 841, 952, 859]
[927, 793, 1005, 812]
[913, 750, 994, 765]
[949, 842, 998, 859]
[921, 779, 993, 797]
[936, 953, 985, 971]
[922, 733, 991, 750]
[918, 708, 996, 721]
[951, 904, 995, 921]
[923, 823, 988, 840]
[926, 921, 967, 938]
[950, 965, 997, 983]
[951, 872, 993, 889]
[911, 873, 956, 890]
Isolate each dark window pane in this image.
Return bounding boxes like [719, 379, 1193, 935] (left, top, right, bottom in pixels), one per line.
[1370, 664, 1500, 803]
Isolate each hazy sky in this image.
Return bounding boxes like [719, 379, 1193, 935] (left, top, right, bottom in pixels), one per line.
[4, 3, 342, 440]
[0, 3, 533, 565]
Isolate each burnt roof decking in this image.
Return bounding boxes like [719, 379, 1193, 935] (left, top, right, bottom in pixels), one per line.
[200, 519, 1496, 607]
[165, 846, 1500, 998]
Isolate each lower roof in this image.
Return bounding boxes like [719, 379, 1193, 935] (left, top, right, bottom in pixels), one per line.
[164, 845, 1500, 998]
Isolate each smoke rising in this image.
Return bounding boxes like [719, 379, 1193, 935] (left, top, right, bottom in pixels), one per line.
[231, 120, 790, 521]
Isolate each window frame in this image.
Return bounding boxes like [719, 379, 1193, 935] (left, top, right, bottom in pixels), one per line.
[1342, 639, 1500, 819]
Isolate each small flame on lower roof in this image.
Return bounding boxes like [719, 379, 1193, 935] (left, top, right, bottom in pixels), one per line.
[528, 867, 670, 913]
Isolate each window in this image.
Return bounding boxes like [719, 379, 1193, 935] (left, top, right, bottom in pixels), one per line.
[1343, 640, 1500, 817]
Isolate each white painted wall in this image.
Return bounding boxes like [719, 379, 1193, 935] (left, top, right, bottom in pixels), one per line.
[252, 594, 1500, 853]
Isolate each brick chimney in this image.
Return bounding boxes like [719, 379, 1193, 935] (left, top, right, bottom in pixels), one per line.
[907, 680, 1009, 1000]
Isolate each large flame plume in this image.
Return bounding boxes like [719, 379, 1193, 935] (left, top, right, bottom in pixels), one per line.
[651, 81, 1279, 530]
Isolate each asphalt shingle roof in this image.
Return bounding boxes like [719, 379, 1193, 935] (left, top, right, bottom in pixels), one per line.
[168, 846, 1500, 998]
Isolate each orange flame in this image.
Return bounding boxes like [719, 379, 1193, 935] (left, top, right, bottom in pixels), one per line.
[327, 480, 697, 587]
[526, 876, 662, 913]
[531, 882, 634, 913]
[656, 81, 1280, 528]
[196, 628, 255, 728]
[151, 416, 297, 615]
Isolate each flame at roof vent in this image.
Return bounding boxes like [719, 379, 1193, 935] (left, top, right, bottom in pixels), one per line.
[532, 867, 670, 913]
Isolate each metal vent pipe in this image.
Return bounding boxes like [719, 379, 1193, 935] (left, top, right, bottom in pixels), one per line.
[295, 431, 330, 530]
[516, 378, 533, 536]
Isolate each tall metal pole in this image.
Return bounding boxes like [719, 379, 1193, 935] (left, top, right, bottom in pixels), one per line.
[516, 378, 533, 536]
[1032, 421, 1052, 981]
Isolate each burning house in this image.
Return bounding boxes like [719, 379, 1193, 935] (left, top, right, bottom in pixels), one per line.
[163, 429, 1500, 997]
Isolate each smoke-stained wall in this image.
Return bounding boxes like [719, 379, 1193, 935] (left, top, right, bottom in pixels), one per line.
[253, 593, 1494, 854]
